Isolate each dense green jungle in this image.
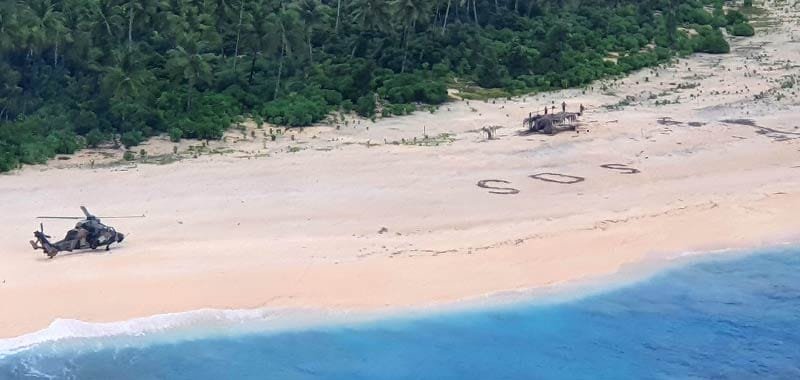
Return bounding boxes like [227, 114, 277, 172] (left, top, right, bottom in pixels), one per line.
[0, 0, 755, 171]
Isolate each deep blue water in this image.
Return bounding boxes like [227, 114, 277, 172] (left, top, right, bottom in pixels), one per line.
[2, 248, 800, 379]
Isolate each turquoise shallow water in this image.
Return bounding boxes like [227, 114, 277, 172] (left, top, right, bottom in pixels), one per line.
[2, 247, 799, 379]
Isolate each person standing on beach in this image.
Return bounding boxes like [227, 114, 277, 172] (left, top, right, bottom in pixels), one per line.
[562, 101, 566, 113]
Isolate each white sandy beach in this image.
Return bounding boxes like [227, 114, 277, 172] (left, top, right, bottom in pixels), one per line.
[1, 1, 799, 339]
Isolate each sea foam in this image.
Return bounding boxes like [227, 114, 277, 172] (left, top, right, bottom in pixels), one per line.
[0, 307, 353, 358]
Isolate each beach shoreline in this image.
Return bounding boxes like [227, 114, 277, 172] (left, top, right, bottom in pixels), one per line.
[2, 242, 796, 357]
[1, 0, 799, 339]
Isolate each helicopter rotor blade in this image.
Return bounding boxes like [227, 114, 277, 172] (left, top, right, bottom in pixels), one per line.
[36, 216, 84, 220]
[94, 215, 146, 219]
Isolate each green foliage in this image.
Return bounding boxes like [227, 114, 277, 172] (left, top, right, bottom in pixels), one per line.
[730, 23, 755, 37]
[123, 151, 135, 161]
[0, 0, 739, 172]
[385, 104, 416, 116]
[120, 131, 144, 149]
[725, 10, 749, 26]
[377, 73, 448, 104]
[168, 128, 183, 143]
[355, 94, 376, 117]
[692, 27, 730, 54]
[85, 129, 106, 148]
[261, 94, 330, 126]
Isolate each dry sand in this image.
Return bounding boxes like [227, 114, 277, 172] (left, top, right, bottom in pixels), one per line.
[1, 0, 799, 339]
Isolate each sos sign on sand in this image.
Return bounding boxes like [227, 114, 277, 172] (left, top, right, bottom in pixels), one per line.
[477, 164, 639, 195]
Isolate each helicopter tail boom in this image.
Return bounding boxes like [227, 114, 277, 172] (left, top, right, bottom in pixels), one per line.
[31, 225, 59, 258]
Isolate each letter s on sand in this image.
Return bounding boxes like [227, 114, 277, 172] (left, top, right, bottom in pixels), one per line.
[477, 180, 520, 195]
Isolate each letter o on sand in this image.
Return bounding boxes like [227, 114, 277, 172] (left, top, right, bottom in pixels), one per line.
[529, 173, 585, 184]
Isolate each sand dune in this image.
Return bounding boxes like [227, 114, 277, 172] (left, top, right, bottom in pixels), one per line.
[1, 0, 799, 338]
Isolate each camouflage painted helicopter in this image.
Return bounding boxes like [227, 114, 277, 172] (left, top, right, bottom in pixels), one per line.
[30, 206, 143, 258]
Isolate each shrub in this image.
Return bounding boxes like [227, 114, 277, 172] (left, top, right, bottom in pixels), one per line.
[120, 131, 144, 148]
[47, 130, 82, 154]
[341, 99, 354, 112]
[692, 27, 730, 54]
[123, 151, 135, 161]
[730, 23, 755, 37]
[725, 10, 748, 26]
[260, 94, 330, 126]
[168, 127, 183, 142]
[85, 129, 105, 148]
[355, 94, 376, 117]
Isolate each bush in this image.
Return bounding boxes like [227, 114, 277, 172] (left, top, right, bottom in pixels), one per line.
[386, 104, 416, 116]
[341, 99, 354, 112]
[0, 148, 18, 172]
[168, 127, 183, 142]
[725, 10, 748, 26]
[692, 27, 730, 54]
[378, 73, 448, 104]
[730, 23, 755, 37]
[123, 151, 135, 161]
[120, 131, 145, 148]
[260, 94, 330, 126]
[47, 130, 82, 154]
[355, 94, 376, 117]
[85, 129, 105, 148]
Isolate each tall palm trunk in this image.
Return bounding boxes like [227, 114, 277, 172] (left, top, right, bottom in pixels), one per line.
[442, 0, 452, 32]
[128, 1, 134, 51]
[401, 25, 409, 73]
[233, 0, 245, 70]
[308, 33, 313, 64]
[274, 42, 285, 100]
[433, 0, 440, 26]
[335, 0, 342, 33]
[248, 52, 257, 84]
[187, 77, 194, 111]
[473, 0, 478, 23]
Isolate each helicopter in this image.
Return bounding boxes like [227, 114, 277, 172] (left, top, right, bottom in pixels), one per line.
[30, 206, 143, 258]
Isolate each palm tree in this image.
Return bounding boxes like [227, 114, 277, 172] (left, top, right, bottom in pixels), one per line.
[18, 0, 67, 64]
[293, 0, 328, 64]
[351, 0, 391, 33]
[241, 0, 279, 84]
[271, 6, 303, 99]
[166, 36, 214, 111]
[459, 0, 478, 24]
[101, 49, 156, 121]
[393, 0, 428, 72]
[125, 0, 141, 51]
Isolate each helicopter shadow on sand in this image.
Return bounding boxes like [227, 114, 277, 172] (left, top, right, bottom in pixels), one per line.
[33, 245, 127, 262]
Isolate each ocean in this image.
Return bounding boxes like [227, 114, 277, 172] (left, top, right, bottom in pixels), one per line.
[1, 247, 799, 379]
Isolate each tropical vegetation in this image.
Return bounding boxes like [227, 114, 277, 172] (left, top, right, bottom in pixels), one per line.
[0, 0, 753, 171]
